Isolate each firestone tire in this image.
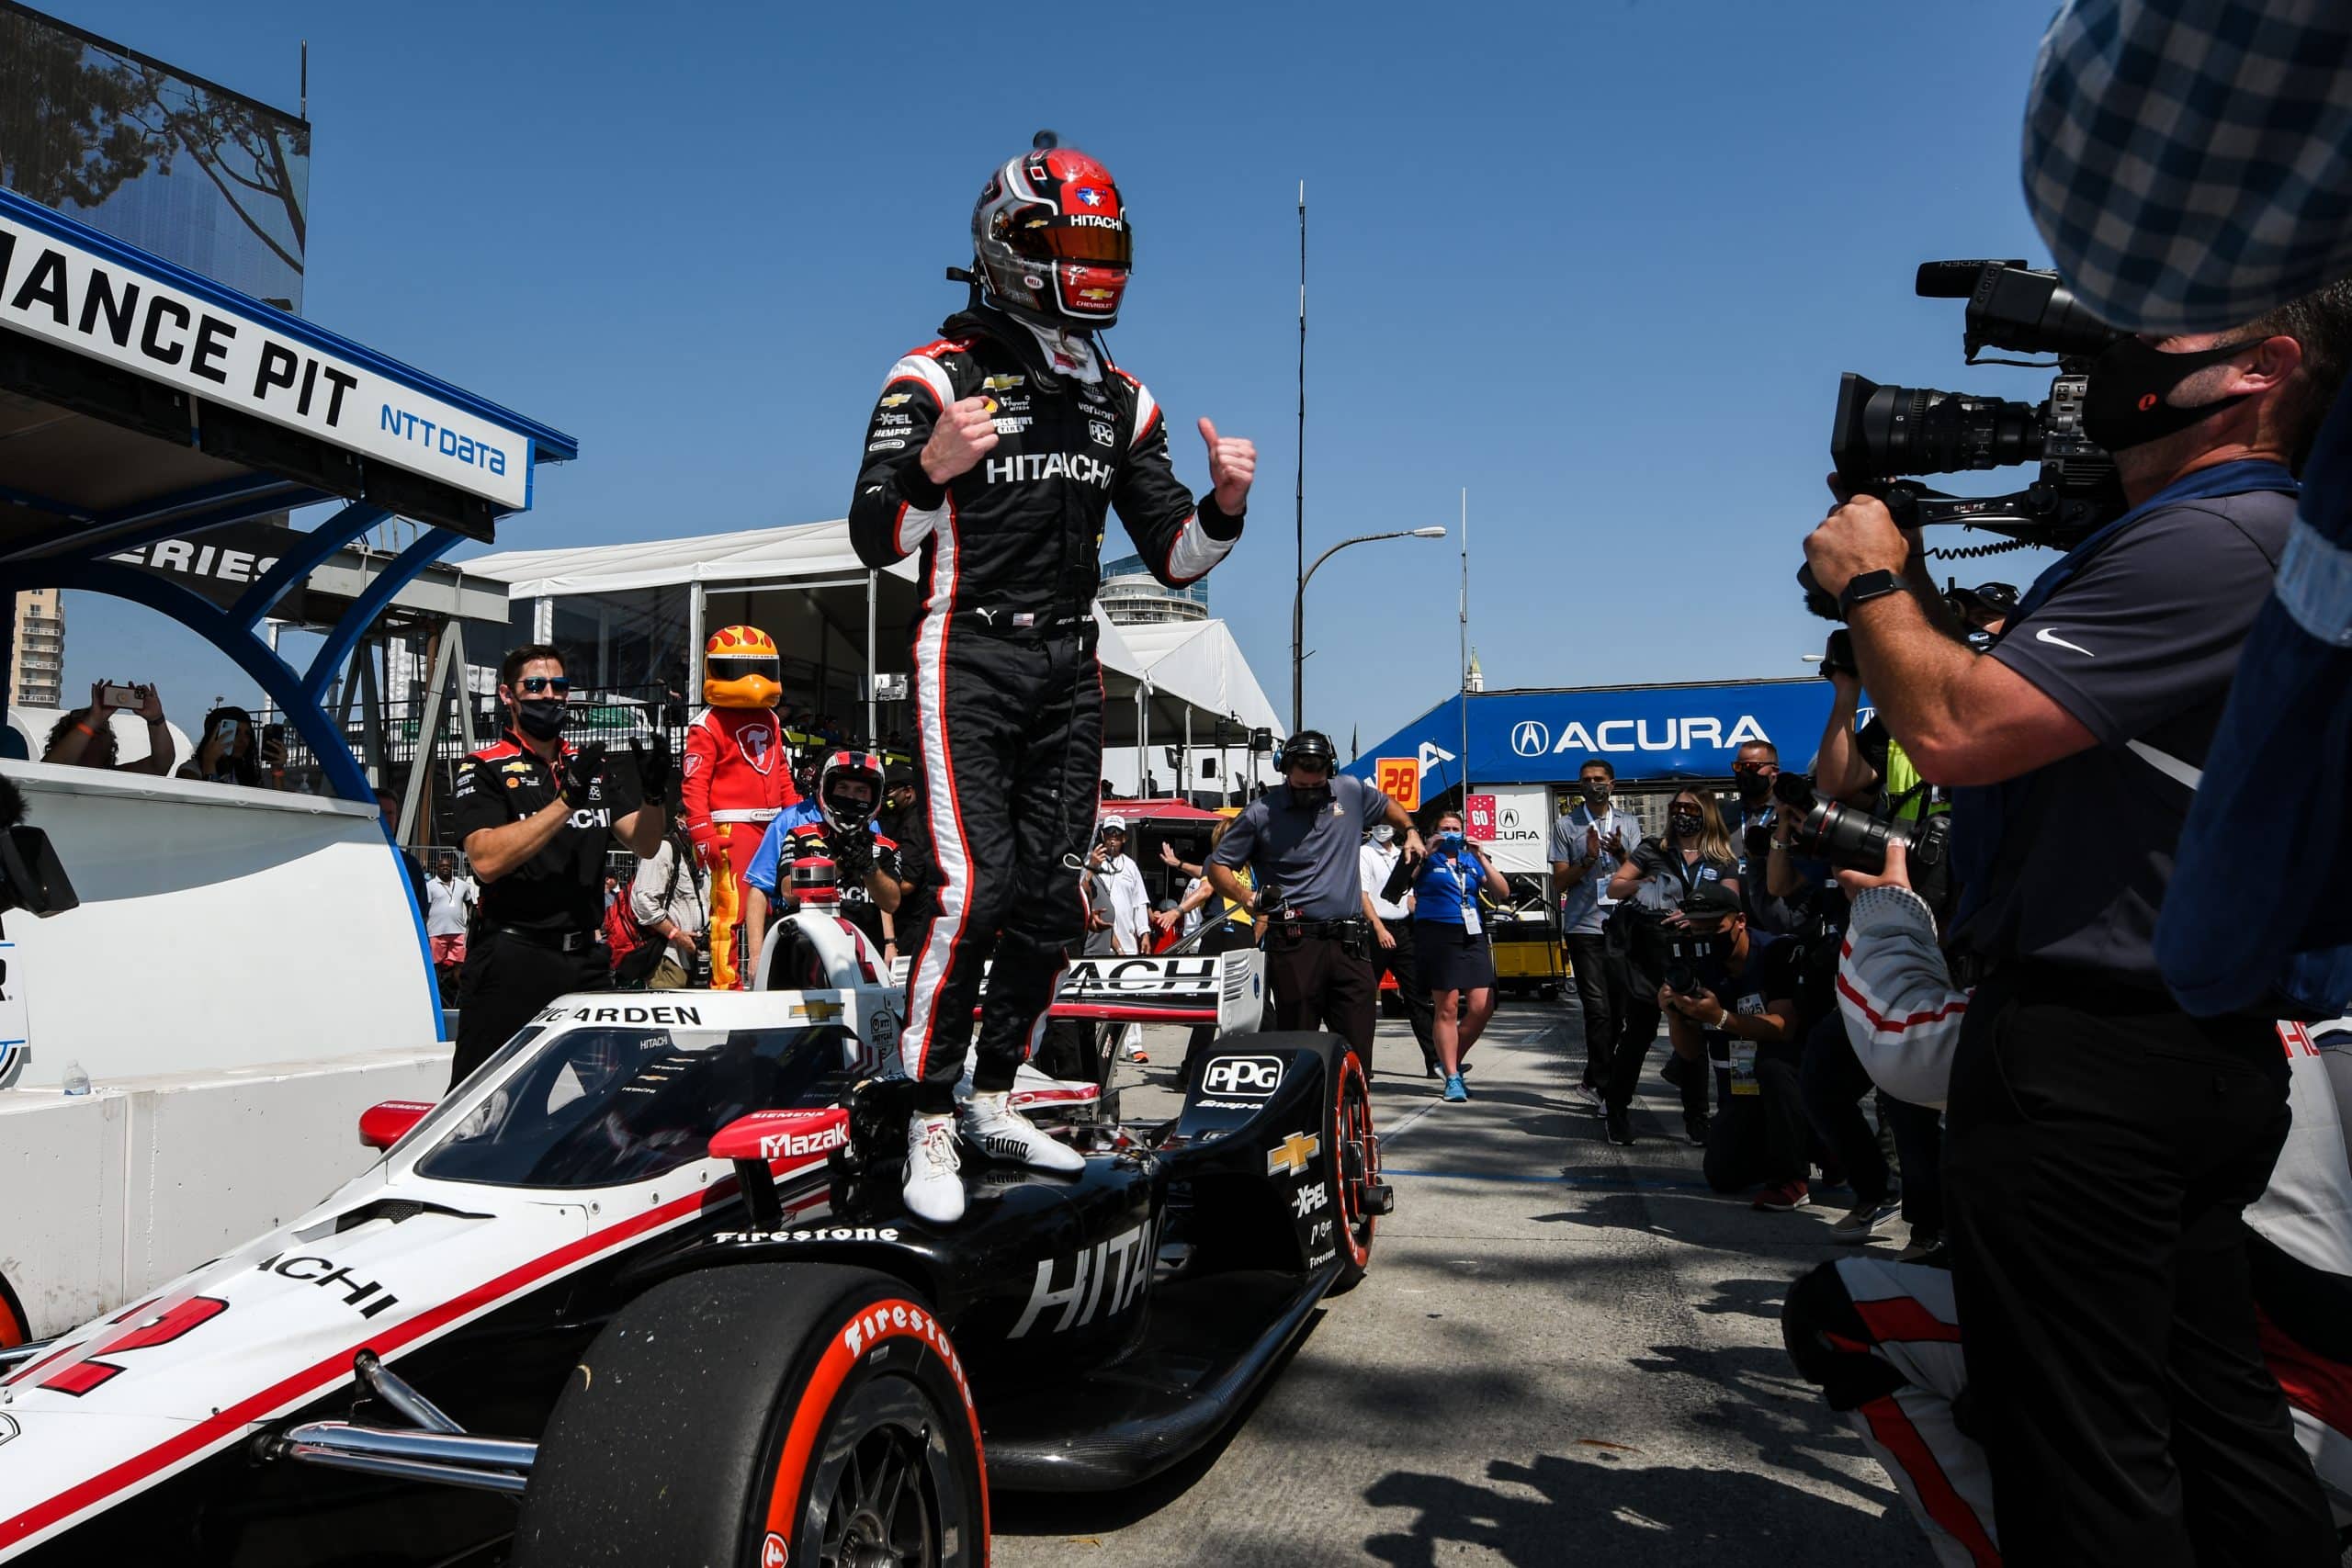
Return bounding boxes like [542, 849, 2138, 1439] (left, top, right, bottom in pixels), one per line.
[512, 1263, 986, 1568]
[1327, 1047, 1380, 1295]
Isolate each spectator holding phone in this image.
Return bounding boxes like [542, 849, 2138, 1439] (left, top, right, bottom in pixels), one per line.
[177, 705, 287, 788]
[41, 680, 173, 775]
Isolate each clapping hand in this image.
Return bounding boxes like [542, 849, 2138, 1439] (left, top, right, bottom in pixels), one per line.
[560, 743, 606, 810]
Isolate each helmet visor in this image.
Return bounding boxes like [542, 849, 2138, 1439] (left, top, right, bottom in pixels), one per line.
[707, 656, 777, 682]
[1008, 215, 1133, 268]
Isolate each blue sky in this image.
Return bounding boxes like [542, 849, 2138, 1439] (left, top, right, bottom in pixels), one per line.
[46, 0, 2072, 754]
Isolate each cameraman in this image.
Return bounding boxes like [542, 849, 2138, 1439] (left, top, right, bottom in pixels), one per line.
[1655, 880, 1808, 1208]
[1206, 731, 1422, 1065]
[1802, 284, 2352, 1564]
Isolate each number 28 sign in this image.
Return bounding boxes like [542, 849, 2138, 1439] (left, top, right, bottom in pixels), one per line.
[1374, 758, 1420, 812]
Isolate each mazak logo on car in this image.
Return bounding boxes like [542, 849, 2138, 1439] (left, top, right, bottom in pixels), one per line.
[1204, 1055, 1283, 1097]
[760, 1122, 850, 1160]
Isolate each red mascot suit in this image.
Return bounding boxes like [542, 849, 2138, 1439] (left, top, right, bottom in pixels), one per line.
[682, 626, 797, 989]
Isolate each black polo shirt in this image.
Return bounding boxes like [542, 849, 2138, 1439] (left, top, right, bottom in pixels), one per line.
[1946, 477, 2294, 988]
[451, 730, 641, 935]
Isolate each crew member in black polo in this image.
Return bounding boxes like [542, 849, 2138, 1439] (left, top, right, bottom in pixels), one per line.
[1206, 730, 1422, 1068]
[447, 643, 668, 1087]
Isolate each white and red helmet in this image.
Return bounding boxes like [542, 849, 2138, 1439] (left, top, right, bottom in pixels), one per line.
[816, 750, 887, 835]
[971, 130, 1132, 331]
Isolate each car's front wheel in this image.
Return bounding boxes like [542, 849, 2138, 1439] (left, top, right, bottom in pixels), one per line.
[513, 1263, 985, 1568]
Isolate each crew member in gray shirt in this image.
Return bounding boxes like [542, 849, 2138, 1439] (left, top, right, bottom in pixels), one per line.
[1550, 757, 1635, 1111]
[1208, 730, 1422, 1067]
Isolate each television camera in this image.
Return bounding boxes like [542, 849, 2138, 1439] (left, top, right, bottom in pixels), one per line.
[1803, 259, 2130, 617]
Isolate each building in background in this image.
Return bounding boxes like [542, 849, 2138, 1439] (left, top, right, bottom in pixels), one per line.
[1097, 552, 1210, 626]
[10, 588, 62, 707]
[0, 2, 310, 310]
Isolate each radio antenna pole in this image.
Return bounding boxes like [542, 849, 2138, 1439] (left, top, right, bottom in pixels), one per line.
[1458, 487, 1470, 808]
[1290, 178, 1306, 734]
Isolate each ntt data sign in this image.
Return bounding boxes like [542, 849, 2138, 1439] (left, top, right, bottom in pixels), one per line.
[0, 199, 531, 511]
[1351, 681, 1837, 787]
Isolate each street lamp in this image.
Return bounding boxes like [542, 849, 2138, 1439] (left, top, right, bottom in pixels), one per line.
[1292, 526, 1447, 731]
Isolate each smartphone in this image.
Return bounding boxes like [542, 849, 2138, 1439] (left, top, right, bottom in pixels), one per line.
[213, 716, 242, 747]
[100, 683, 142, 709]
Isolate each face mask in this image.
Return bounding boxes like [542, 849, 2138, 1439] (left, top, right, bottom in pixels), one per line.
[1579, 779, 1611, 806]
[1436, 830, 1465, 852]
[2083, 334, 2258, 453]
[1372, 825, 1395, 845]
[514, 698, 568, 740]
[1736, 773, 1771, 806]
[1290, 781, 1332, 809]
[1668, 809, 1702, 838]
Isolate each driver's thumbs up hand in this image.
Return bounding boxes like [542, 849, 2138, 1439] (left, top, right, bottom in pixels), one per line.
[1199, 418, 1256, 513]
[920, 397, 1001, 485]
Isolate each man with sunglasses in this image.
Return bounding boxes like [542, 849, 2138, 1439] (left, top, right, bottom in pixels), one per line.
[1207, 732, 1423, 1069]
[447, 644, 670, 1087]
[849, 131, 1256, 1224]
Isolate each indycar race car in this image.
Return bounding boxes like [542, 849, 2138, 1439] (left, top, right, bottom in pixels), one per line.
[0, 908, 1385, 1567]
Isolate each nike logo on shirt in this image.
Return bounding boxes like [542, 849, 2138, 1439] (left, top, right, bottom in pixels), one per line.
[2035, 627, 2095, 657]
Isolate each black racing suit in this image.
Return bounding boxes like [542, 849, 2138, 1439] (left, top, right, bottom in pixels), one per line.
[849, 302, 1243, 1112]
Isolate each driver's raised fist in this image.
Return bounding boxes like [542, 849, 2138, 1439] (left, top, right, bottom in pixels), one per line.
[920, 396, 1001, 485]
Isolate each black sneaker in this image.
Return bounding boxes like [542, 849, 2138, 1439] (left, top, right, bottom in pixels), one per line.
[1683, 1111, 1710, 1146]
[1605, 1107, 1634, 1145]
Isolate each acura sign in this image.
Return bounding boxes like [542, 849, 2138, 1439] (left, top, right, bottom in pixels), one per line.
[1346, 681, 1837, 784]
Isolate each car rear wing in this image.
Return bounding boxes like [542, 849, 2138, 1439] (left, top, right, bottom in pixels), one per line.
[889, 949, 1266, 1036]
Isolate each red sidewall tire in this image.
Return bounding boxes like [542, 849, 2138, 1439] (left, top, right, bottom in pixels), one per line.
[1329, 1048, 1378, 1292]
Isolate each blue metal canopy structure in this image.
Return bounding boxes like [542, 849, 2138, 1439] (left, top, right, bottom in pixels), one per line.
[0, 185, 578, 803]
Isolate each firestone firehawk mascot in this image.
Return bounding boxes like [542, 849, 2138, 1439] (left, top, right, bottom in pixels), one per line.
[682, 626, 797, 988]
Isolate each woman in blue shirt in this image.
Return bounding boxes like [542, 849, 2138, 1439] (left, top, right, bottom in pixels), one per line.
[1413, 807, 1512, 1103]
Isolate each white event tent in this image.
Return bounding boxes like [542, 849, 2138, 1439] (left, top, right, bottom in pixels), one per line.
[463, 519, 1283, 795]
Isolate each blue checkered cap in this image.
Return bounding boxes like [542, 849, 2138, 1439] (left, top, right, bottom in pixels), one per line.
[2023, 0, 2352, 334]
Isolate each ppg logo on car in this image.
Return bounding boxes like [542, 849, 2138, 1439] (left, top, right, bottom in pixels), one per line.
[1204, 1055, 1283, 1097]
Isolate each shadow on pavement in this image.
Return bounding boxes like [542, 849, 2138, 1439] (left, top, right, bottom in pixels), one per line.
[1362, 1449, 1929, 1567]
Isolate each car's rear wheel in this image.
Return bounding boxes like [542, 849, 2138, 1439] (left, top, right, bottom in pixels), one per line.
[1329, 1048, 1381, 1293]
[513, 1264, 985, 1568]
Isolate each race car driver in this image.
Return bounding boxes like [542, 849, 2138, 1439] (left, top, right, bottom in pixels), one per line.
[849, 130, 1257, 1223]
[681, 626, 797, 988]
[447, 644, 668, 1087]
[741, 750, 902, 983]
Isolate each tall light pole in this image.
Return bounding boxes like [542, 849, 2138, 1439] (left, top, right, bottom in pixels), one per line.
[1292, 526, 1447, 730]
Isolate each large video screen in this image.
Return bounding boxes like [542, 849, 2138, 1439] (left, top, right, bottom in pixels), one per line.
[0, 2, 310, 310]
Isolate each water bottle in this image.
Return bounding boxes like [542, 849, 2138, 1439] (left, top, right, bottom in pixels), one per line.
[62, 1061, 90, 1096]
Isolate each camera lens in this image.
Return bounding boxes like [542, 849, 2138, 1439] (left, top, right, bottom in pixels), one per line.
[1663, 962, 1698, 996]
[1833, 373, 2043, 480]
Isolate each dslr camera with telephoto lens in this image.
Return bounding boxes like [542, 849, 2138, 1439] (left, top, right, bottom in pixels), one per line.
[1770, 770, 1951, 886]
[1801, 259, 2130, 618]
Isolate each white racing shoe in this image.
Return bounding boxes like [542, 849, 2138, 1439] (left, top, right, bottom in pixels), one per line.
[902, 1112, 966, 1224]
[959, 1091, 1085, 1175]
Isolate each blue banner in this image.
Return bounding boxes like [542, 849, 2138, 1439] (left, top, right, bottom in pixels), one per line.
[1346, 681, 1838, 793]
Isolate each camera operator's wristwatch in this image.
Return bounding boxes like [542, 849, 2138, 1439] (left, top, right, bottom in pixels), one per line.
[1838, 570, 1904, 618]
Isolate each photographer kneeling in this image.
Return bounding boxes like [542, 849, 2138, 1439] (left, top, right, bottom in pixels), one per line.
[1801, 283, 2352, 1564]
[1655, 880, 1809, 1208]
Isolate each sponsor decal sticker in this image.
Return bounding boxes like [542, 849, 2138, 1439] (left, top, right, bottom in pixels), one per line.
[758, 1122, 851, 1161]
[1203, 1055, 1283, 1098]
[762, 1532, 789, 1568]
[879, 392, 913, 408]
[1088, 419, 1114, 446]
[981, 373, 1024, 391]
[1266, 1132, 1320, 1179]
[1292, 1182, 1330, 1219]
[1010, 1220, 1155, 1338]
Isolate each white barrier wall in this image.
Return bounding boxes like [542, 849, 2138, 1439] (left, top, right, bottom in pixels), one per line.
[1, 1048, 449, 1337]
[0, 761, 439, 1089]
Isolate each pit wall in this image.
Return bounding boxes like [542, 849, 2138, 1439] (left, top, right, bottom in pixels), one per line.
[1, 1048, 449, 1337]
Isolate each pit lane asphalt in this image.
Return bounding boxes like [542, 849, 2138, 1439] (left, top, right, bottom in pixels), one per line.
[991, 1001, 1935, 1568]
